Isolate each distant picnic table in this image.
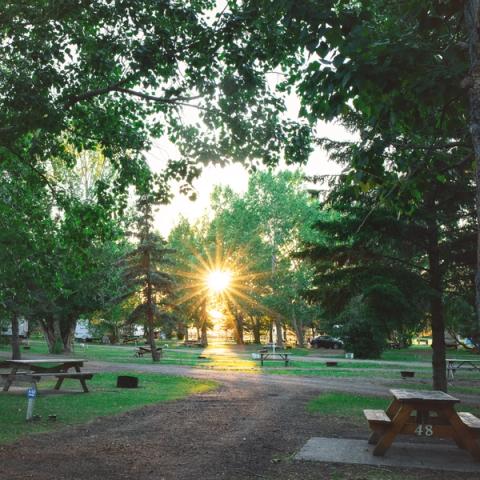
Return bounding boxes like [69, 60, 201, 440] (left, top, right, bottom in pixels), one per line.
[365, 388, 480, 461]
[183, 340, 203, 347]
[446, 358, 480, 380]
[257, 351, 290, 366]
[0, 358, 93, 393]
[134, 346, 163, 358]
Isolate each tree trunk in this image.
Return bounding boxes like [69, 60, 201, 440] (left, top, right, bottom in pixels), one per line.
[274, 317, 283, 347]
[465, 1, 480, 331]
[291, 307, 305, 347]
[62, 320, 76, 353]
[40, 317, 74, 354]
[269, 321, 273, 343]
[147, 307, 160, 362]
[252, 316, 261, 344]
[233, 311, 244, 345]
[11, 314, 21, 360]
[427, 213, 447, 392]
[201, 322, 208, 347]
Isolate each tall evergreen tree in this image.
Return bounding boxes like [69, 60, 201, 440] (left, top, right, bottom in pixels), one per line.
[120, 195, 175, 362]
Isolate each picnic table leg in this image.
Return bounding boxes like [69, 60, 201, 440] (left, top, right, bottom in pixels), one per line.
[367, 399, 400, 444]
[75, 365, 89, 393]
[54, 371, 66, 390]
[3, 367, 19, 392]
[447, 363, 454, 380]
[385, 399, 401, 418]
[373, 405, 413, 456]
[368, 430, 383, 445]
[441, 407, 480, 461]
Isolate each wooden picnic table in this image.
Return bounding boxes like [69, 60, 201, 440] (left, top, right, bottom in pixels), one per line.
[446, 358, 480, 380]
[134, 346, 163, 358]
[365, 388, 480, 461]
[0, 358, 93, 393]
[259, 352, 290, 366]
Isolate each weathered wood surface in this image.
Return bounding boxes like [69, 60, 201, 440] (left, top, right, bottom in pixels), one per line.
[390, 389, 459, 403]
[366, 389, 480, 461]
[364, 409, 391, 424]
[459, 412, 480, 431]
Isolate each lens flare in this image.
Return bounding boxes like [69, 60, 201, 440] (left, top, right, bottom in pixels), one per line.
[206, 270, 232, 293]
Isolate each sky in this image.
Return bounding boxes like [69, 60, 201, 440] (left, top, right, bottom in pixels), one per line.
[144, 91, 356, 237]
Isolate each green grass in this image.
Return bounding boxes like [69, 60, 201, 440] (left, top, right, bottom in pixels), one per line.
[307, 392, 390, 419]
[307, 392, 480, 421]
[0, 372, 216, 444]
[382, 345, 477, 362]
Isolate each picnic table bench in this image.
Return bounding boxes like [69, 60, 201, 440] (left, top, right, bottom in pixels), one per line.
[134, 346, 163, 358]
[446, 358, 480, 380]
[364, 388, 480, 461]
[0, 358, 93, 393]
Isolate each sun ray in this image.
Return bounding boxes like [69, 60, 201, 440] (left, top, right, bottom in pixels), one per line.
[171, 232, 284, 339]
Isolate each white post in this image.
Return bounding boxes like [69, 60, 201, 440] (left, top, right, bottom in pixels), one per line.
[26, 387, 37, 421]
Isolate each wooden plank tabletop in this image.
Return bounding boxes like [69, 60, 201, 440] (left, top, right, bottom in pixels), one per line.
[390, 389, 459, 403]
[447, 358, 480, 363]
[4, 359, 85, 364]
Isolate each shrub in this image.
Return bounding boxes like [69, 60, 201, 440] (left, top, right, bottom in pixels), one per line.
[338, 296, 387, 359]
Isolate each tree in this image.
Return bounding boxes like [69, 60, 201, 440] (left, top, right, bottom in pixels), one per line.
[119, 194, 175, 362]
[0, 2, 312, 201]
[464, 1, 480, 328]
[266, 0, 473, 391]
[0, 159, 55, 358]
[34, 198, 126, 353]
[211, 171, 320, 346]
[302, 175, 475, 378]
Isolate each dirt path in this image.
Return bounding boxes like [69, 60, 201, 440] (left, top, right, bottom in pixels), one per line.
[0, 363, 475, 480]
[88, 360, 480, 403]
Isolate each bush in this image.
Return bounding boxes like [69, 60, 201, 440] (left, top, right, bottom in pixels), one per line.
[338, 297, 387, 359]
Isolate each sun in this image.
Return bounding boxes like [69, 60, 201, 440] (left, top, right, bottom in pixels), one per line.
[206, 269, 232, 294]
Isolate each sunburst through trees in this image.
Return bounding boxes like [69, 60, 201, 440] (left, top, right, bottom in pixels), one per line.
[172, 235, 272, 345]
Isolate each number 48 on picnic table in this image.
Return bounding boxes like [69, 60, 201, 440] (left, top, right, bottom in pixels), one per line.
[415, 424, 433, 436]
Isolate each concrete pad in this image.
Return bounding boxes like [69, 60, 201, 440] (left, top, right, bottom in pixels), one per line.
[295, 437, 480, 473]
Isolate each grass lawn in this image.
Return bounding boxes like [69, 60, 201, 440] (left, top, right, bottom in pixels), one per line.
[307, 392, 480, 422]
[382, 345, 477, 362]
[0, 372, 216, 444]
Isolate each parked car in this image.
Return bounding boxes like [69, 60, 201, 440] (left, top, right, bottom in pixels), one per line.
[310, 335, 344, 349]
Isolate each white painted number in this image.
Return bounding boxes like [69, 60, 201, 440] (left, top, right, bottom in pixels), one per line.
[415, 424, 433, 436]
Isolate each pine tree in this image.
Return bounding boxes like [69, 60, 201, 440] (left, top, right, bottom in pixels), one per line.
[120, 195, 175, 362]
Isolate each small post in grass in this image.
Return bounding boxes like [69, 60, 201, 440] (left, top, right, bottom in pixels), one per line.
[26, 386, 37, 421]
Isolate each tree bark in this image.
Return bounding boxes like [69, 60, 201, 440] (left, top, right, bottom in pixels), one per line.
[274, 317, 284, 347]
[233, 311, 244, 345]
[426, 212, 447, 392]
[146, 306, 160, 362]
[62, 319, 76, 353]
[201, 322, 208, 347]
[40, 317, 70, 354]
[465, 1, 480, 331]
[291, 306, 305, 347]
[252, 316, 261, 344]
[11, 314, 21, 360]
